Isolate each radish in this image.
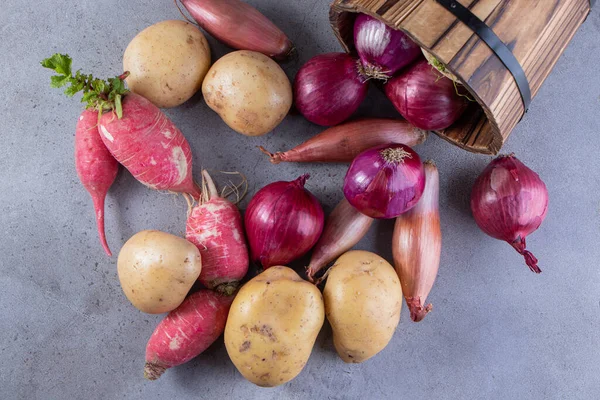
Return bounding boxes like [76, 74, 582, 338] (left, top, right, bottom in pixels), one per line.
[41, 53, 201, 199]
[144, 290, 234, 380]
[75, 109, 119, 256]
[98, 93, 200, 198]
[186, 171, 249, 294]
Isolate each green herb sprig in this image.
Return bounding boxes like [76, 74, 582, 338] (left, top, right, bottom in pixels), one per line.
[41, 53, 129, 118]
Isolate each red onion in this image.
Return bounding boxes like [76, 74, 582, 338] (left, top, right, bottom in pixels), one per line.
[294, 53, 369, 126]
[385, 59, 469, 130]
[470, 154, 548, 273]
[343, 143, 425, 219]
[245, 174, 325, 268]
[354, 14, 421, 80]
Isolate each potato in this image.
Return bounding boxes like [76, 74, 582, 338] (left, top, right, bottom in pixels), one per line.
[323, 250, 402, 363]
[124, 20, 211, 108]
[224, 266, 324, 387]
[202, 50, 292, 136]
[117, 230, 201, 314]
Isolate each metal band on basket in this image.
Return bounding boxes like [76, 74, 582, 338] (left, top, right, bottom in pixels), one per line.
[434, 0, 532, 112]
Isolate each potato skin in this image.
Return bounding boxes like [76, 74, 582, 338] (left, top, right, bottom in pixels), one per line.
[124, 20, 211, 108]
[324, 250, 402, 363]
[117, 230, 202, 314]
[202, 50, 292, 136]
[225, 266, 324, 387]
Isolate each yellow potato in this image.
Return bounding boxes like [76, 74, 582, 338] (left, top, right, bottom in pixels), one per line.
[323, 250, 402, 363]
[225, 266, 324, 387]
[202, 50, 292, 136]
[117, 230, 201, 314]
[124, 20, 211, 108]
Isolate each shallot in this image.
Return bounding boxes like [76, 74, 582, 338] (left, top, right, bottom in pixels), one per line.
[306, 198, 374, 282]
[259, 118, 426, 164]
[393, 161, 441, 322]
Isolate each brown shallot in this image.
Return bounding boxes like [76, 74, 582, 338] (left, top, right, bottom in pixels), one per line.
[307, 198, 373, 283]
[259, 118, 426, 164]
[392, 160, 441, 322]
[179, 0, 294, 60]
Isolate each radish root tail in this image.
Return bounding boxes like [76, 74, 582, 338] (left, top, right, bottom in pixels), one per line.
[144, 362, 167, 381]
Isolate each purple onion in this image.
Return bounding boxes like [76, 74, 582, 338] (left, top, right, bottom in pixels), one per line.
[385, 59, 469, 130]
[244, 174, 325, 268]
[344, 144, 425, 219]
[471, 154, 548, 273]
[354, 14, 421, 79]
[294, 53, 369, 126]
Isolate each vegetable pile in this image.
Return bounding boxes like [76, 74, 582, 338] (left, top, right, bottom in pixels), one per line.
[41, 2, 550, 389]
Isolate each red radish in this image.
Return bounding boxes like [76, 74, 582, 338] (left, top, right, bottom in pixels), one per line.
[99, 93, 200, 198]
[41, 53, 201, 199]
[186, 171, 249, 294]
[144, 290, 234, 380]
[259, 118, 426, 164]
[75, 110, 119, 256]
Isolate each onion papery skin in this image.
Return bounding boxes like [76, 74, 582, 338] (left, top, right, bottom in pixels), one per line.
[343, 144, 425, 219]
[294, 53, 369, 126]
[384, 59, 469, 131]
[470, 154, 548, 273]
[354, 13, 421, 80]
[180, 0, 294, 60]
[244, 175, 325, 269]
[392, 161, 441, 322]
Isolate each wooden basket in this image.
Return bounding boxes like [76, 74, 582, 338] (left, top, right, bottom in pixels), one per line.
[330, 0, 592, 154]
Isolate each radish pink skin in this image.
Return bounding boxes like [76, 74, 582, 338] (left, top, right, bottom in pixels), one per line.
[98, 93, 201, 198]
[144, 290, 234, 380]
[186, 197, 249, 291]
[75, 109, 119, 256]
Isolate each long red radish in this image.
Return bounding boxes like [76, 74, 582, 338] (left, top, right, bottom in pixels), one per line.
[186, 171, 249, 294]
[144, 290, 234, 380]
[392, 161, 441, 322]
[42, 54, 201, 199]
[259, 118, 426, 164]
[75, 110, 119, 256]
[306, 198, 373, 283]
[99, 93, 200, 198]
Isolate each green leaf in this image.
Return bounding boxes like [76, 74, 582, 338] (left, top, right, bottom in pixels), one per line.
[64, 80, 85, 97]
[81, 91, 99, 106]
[50, 75, 71, 88]
[115, 94, 123, 119]
[41, 54, 72, 76]
[91, 79, 105, 94]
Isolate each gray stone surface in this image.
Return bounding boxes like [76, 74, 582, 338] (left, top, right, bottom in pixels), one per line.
[1, 1, 599, 399]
